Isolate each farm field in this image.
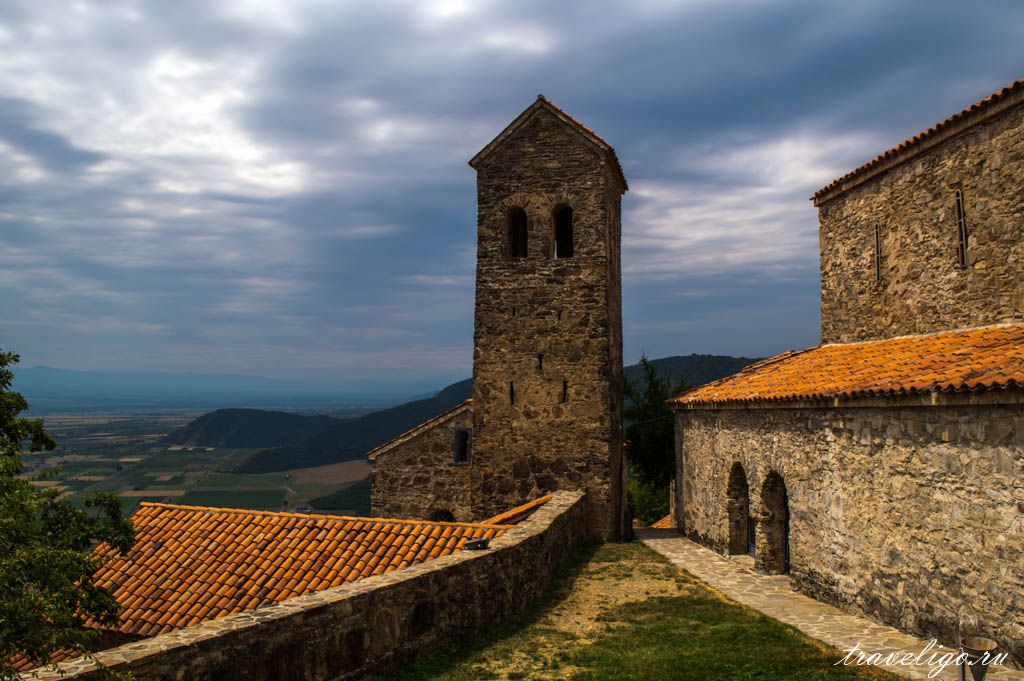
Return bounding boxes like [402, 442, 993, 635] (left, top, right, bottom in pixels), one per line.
[20, 411, 372, 517]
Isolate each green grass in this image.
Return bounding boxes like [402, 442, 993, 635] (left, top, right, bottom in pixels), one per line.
[382, 542, 900, 681]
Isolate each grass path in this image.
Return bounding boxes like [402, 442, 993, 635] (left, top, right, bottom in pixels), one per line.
[382, 542, 900, 681]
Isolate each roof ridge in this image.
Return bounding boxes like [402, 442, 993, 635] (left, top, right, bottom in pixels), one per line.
[819, 320, 1024, 348]
[468, 95, 627, 191]
[813, 78, 1024, 202]
[366, 398, 472, 459]
[137, 502, 513, 530]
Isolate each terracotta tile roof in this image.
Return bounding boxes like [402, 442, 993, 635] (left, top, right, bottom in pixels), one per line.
[651, 515, 673, 529]
[671, 323, 1024, 408]
[812, 78, 1023, 204]
[484, 494, 554, 525]
[469, 95, 627, 191]
[367, 399, 472, 460]
[88, 503, 511, 639]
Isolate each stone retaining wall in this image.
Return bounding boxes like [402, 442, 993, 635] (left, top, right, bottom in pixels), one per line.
[675, 401, 1024, 667]
[28, 490, 587, 681]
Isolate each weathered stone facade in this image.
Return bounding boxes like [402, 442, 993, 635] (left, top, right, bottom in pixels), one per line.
[32, 491, 588, 681]
[370, 97, 628, 541]
[814, 84, 1024, 344]
[467, 98, 627, 541]
[674, 397, 1024, 666]
[675, 80, 1024, 669]
[369, 402, 472, 521]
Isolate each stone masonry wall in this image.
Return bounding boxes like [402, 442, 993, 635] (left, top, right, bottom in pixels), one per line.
[370, 408, 473, 521]
[815, 97, 1024, 343]
[470, 106, 626, 540]
[675, 402, 1024, 666]
[30, 490, 588, 681]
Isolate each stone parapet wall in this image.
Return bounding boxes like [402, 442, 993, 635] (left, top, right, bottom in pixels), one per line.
[816, 98, 1024, 343]
[675, 402, 1023, 666]
[370, 406, 473, 521]
[27, 490, 588, 681]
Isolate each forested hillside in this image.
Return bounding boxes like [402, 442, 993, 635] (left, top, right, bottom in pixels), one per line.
[169, 354, 760, 475]
[232, 379, 472, 473]
[164, 408, 340, 448]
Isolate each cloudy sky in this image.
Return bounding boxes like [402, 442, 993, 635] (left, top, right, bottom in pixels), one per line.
[1, 0, 1021, 391]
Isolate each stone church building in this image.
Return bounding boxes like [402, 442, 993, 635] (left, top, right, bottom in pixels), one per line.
[371, 96, 629, 541]
[671, 79, 1023, 664]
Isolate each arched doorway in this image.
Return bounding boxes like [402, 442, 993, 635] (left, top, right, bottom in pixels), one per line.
[760, 472, 790, 574]
[726, 462, 753, 555]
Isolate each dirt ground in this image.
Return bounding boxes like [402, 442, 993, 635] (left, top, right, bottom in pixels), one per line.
[446, 543, 697, 681]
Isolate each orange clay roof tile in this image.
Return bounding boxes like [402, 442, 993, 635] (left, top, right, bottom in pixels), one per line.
[671, 323, 1024, 407]
[80, 504, 517, 640]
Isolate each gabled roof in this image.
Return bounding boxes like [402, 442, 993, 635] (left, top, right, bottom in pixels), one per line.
[367, 399, 472, 460]
[671, 323, 1024, 408]
[90, 503, 511, 639]
[469, 95, 627, 191]
[813, 78, 1024, 205]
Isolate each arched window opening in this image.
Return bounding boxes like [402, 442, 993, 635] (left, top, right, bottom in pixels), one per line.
[452, 427, 470, 465]
[429, 509, 455, 522]
[507, 208, 528, 258]
[553, 206, 573, 258]
[726, 463, 752, 556]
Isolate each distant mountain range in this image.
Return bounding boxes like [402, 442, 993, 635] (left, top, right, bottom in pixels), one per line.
[164, 354, 759, 474]
[14, 366, 454, 413]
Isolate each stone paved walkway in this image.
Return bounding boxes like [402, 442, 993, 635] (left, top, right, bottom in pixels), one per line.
[637, 528, 1023, 681]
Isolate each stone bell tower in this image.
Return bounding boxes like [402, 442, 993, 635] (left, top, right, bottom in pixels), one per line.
[467, 95, 628, 540]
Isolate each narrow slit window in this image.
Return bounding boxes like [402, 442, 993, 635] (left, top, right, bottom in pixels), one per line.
[955, 190, 968, 268]
[507, 208, 528, 258]
[553, 206, 573, 258]
[537, 354, 543, 372]
[874, 224, 882, 282]
[561, 380, 568, 403]
[509, 381, 516, 406]
[452, 427, 470, 465]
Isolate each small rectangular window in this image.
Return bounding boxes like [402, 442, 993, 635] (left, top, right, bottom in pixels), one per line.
[955, 189, 968, 268]
[561, 380, 568, 403]
[509, 381, 516, 406]
[874, 224, 882, 282]
[453, 428, 470, 465]
[537, 354, 543, 372]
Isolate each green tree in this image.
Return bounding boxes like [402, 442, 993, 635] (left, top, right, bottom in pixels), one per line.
[1, 350, 133, 680]
[624, 355, 686, 525]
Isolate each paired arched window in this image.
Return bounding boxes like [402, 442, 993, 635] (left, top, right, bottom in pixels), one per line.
[507, 208, 528, 258]
[505, 205, 574, 259]
[553, 205, 573, 258]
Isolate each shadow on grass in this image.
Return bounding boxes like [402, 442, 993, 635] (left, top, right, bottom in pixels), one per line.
[377, 540, 604, 681]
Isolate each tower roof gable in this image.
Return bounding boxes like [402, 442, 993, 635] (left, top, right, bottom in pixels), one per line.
[469, 95, 627, 191]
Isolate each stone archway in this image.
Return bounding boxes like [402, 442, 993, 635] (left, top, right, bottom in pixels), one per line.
[726, 462, 753, 555]
[760, 472, 790, 574]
